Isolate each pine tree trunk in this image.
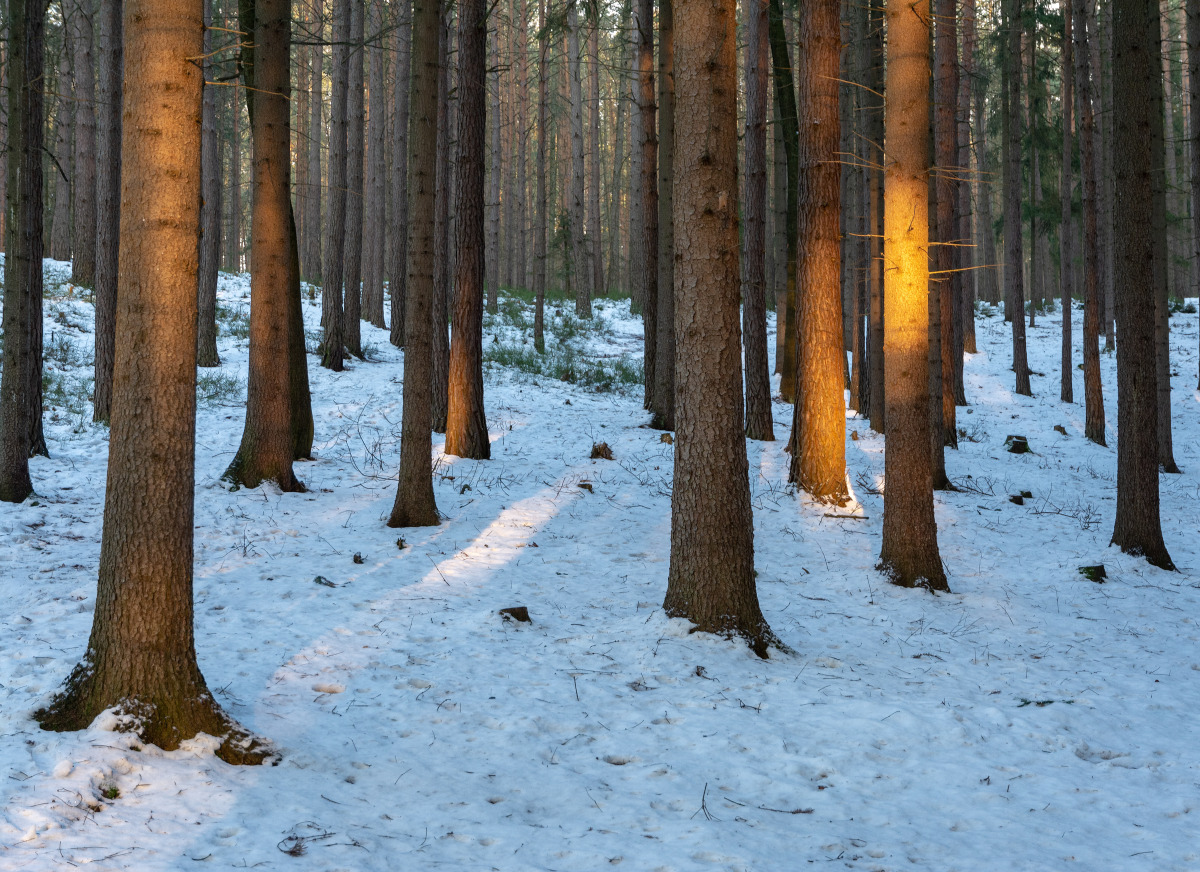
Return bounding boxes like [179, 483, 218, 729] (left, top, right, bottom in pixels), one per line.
[866, 3, 885, 432]
[972, 69, 1000, 309]
[742, 0, 774, 442]
[70, 0, 96, 287]
[664, 0, 775, 658]
[0, 0, 46, 501]
[430, 8, 451, 433]
[791, 0, 846, 501]
[1060, 0, 1075, 404]
[364, 0, 387, 329]
[446, 0, 489, 460]
[651, 0, 675, 430]
[935, 0, 959, 441]
[1111, 0, 1174, 570]
[568, 1, 589, 317]
[608, 7, 627, 294]
[1189, 0, 1200, 388]
[628, 9, 644, 311]
[390, 0, 442, 528]
[1003, 0, 1032, 394]
[515, 0, 529, 290]
[343, 0, 365, 357]
[587, 23, 603, 298]
[226, 78, 243, 272]
[37, 0, 267, 764]
[321, 0, 350, 369]
[1074, 0, 1106, 443]
[48, 52, 73, 263]
[302, 1, 323, 284]
[959, 0, 978, 355]
[879, 0, 948, 591]
[636, 0, 658, 404]
[197, 0, 221, 368]
[487, 22, 501, 311]
[92, 0, 121, 423]
[533, 0, 548, 352]
[390, 0, 412, 346]
[769, 0, 798, 402]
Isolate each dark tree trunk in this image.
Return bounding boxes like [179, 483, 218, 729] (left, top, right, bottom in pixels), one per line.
[430, 8, 451, 433]
[1003, 0, 1032, 395]
[651, 0, 675, 430]
[533, 0, 548, 352]
[390, 0, 412, 346]
[37, 0, 267, 765]
[343, 0, 365, 357]
[1190, 0, 1200, 388]
[0, 0, 46, 501]
[92, 0, 121, 423]
[70, 0, 96, 287]
[1060, 0, 1074, 404]
[567, 1, 589, 317]
[769, 0, 798, 402]
[48, 48, 73, 263]
[1110, 0, 1174, 570]
[865, 2, 885, 432]
[486, 23, 501, 312]
[364, 0, 388, 329]
[389, 0, 442, 529]
[514, 0, 529, 291]
[636, 0, 658, 404]
[587, 24, 603, 298]
[321, 0, 350, 370]
[197, 0, 221, 369]
[791, 0, 846, 501]
[664, 0, 775, 658]
[301, 1, 322, 284]
[934, 0, 958, 445]
[628, 5, 645, 313]
[225, 75, 242, 272]
[879, 0, 948, 591]
[742, 0, 774, 442]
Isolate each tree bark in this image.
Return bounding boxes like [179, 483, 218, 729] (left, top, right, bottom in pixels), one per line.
[389, 0, 442, 528]
[48, 47, 73, 263]
[791, 0, 846, 501]
[865, 2, 885, 431]
[533, 0, 548, 352]
[651, 0, 675, 430]
[301, 0, 322, 284]
[197, 0, 221, 369]
[390, 0, 412, 346]
[92, 0, 122, 423]
[486, 21, 501, 312]
[1111, 0, 1174, 570]
[343, 0, 365, 357]
[769, 0, 798, 402]
[587, 22, 603, 298]
[960, 0, 980, 355]
[628, 6, 645, 312]
[1060, 0, 1074, 404]
[1189, 0, 1200, 388]
[934, 0, 958, 444]
[743, 0, 774, 442]
[70, 0, 96, 287]
[515, 0, 529, 291]
[1003, 0, 1032, 395]
[430, 8, 451, 433]
[321, 0, 350, 370]
[37, 0, 267, 764]
[878, 0, 948, 591]
[567, 1, 589, 317]
[664, 0, 775, 658]
[363, 0, 388, 329]
[636, 0, 658, 404]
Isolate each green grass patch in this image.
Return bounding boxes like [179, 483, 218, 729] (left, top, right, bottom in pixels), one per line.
[197, 371, 244, 407]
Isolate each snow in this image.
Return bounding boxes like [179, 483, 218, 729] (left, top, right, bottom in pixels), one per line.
[1, 261, 1198, 871]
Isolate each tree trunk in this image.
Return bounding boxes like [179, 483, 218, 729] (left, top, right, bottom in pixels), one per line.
[226, 76, 243, 272]
[664, 0, 775, 658]
[302, 1, 323, 284]
[515, 0, 529, 291]
[743, 0, 774, 442]
[70, 0, 96, 287]
[321, 0, 350, 369]
[197, 0, 221, 369]
[1110, 0, 1174, 570]
[587, 23, 603, 298]
[390, 0, 412, 346]
[1003, 0, 1032, 395]
[1189, 0, 1200, 388]
[628, 6, 645, 312]
[37, 0, 267, 764]
[960, 0, 980, 355]
[486, 22, 501, 312]
[608, 6, 627, 294]
[1074, 0, 1106, 443]
[389, 0, 442, 528]
[92, 0, 121, 423]
[1060, 0, 1074, 404]
[430, 8, 451, 433]
[567, 1, 589, 317]
[972, 62, 1000, 312]
[879, 0, 948, 591]
[48, 50, 73, 263]
[533, 0, 548, 352]
[343, 0, 365, 357]
[364, 0, 388, 329]
[769, 0, 799, 402]
[446, 0, 489, 460]
[0, 0, 46, 502]
[866, 2, 885, 431]
[636, 0, 658, 404]
[651, 0, 675, 430]
[935, 0, 958, 444]
[791, 0, 846, 501]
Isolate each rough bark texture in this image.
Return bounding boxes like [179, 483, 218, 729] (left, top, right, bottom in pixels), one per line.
[628, 8, 645, 312]
[92, 0, 122, 423]
[430, 10, 451, 433]
[343, 0, 366, 358]
[1060, 0, 1074, 404]
[225, 0, 303, 492]
[533, 0, 548, 353]
[769, 0, 799, 402]
[1110, 0, 1174, 570]
[567, 1, 589, 317]
[1003, 0, 1031, 395]
[0, 0, 46, 501]
[934, 0, 958, 444]
[37, 0, 268, 764]
[445, 0, 490, 460]
[486, 23, 502, 312]
[302, 2, 322, 284]
[389, 0, 442, 529]
[587, 24, 603, 299]
[1190, 0, 1200, 388]
[878, 0, 948, 591]
[321, 0, 350, 370]
[49, 55, 73, 263]
[791, 0, 846, 502]
[514, 0, 529, 291]
[742, 0, 774, 442]
[663, 0, 775, 658]
[197, 0, 221, 369]
[960, 0, 980, 355]
[1074, 0, 1106, 443]
[651, 0, 675, 430]
[364, 0, 388, 329]
[390, 0, 412, 346]
[70, 0, 96, 287]
[865, 3, 885, 432]
[636, 0, 658, 405]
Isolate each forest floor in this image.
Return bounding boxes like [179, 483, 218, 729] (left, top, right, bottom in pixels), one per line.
[1, 262, 1199, 871]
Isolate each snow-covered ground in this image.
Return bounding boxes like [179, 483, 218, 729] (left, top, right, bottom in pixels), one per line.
[1, 262, 1198, 871]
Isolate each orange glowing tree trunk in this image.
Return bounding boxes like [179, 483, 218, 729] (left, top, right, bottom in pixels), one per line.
[877, 0, 948, 591]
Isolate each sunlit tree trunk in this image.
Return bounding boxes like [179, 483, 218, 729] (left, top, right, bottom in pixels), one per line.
[878, 0, 948, 591]
[664, 0, 775, 658]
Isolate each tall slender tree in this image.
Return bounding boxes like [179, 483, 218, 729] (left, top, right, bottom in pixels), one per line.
[70, 0, 95, 287]
[651, 0, 675, 429]
[1190, 0, 1200, 388]
[567, 1, 589, 316]
[363, 0, 388, 329]
[1002, 0, 1032, 395]
[92, 0, 122, 422]
[533, 0, 549, 352]
[1060, 0, 1074, 404]
[1110, 0, 1174, 570]
[878, 0, 948, 591]
[321, 0, 350, 370]
[390, 0, 412, 346]
[389, 0, 442, 528]
[301, 0, 323, 284]
[636, 0, 658, 401]
[37, 0, 268, 763]
[664, 0, 775, 658]
[343, 0, 366, 358]
[197, 0, 221, 369]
